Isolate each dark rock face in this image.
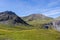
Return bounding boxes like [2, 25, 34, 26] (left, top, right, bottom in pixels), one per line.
[0, 11, 29, 25]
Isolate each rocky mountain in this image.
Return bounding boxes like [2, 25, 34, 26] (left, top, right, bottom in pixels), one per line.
[0, 11, 29, 25]
[51, 17, 60, 31]
[52, 20, 60, 31]
[22, 14, 53, 22]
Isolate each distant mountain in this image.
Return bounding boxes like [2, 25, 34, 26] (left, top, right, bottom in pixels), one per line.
[55, 16, 60, 20]
[22, 14, 53, 29]
[22, 14, 53, 22]
[0, 11, 29, 25]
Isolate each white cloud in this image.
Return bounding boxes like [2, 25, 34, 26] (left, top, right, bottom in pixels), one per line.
[42, 9, 60, 16]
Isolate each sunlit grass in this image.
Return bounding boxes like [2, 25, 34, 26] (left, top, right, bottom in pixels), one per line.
[0, 29, 60, 40]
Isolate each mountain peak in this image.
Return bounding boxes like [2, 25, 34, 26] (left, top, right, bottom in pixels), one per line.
[0, 11, 16, 15]
[22, 13, 53, 21]
[29, 13, 47, 17]
[0, 11, 29, 25]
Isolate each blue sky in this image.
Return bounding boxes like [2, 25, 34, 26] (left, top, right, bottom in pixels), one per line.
[0, 0, 60, 18]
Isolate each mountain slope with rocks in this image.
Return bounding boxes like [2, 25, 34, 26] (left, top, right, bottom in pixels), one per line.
[0, 11, 29, 25]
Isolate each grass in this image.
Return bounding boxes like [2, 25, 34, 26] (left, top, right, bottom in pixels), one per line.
[0, 19, 59, 40]
[0, 29, 60, 40]
[0, 24, 34, 31]
[26, 19, 53, 29]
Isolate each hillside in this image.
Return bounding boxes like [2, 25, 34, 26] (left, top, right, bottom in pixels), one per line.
[0, 11, 60, 40]
[22, 14, 53, 22]
[22, 14, 53, 29]
[55, 16, 60, 20]
[0, 29, 60, 40]
[0, 11, 29, 26]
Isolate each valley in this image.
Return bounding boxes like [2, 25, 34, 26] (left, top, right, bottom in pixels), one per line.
[0, 11, 60, 40]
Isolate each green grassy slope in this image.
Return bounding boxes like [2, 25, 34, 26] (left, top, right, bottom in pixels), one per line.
[0, 29, 60, 40]
[0, 17, 58, 40]
[0, 24, 34, 31]
[26, 19, 53, 29]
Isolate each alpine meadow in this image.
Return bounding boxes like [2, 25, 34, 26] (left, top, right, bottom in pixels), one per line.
[0, 0, 60, 40]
